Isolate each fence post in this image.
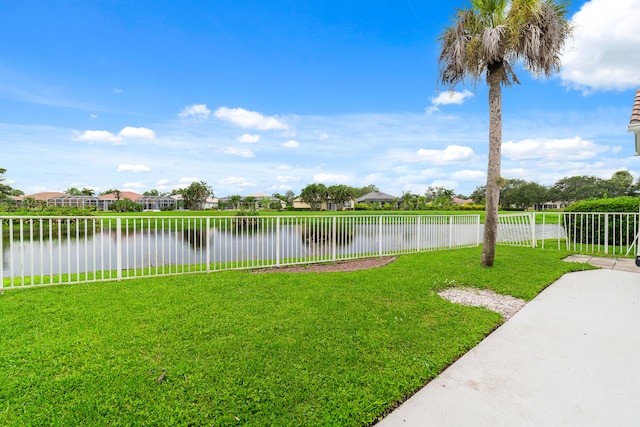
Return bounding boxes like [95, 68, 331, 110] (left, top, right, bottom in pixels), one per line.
[416, 216, 422, 252]
[206, 218, 211, 273]
[378, 216, 383, 256]
[332, 216, 337, 261]
[604, 213, 609, 255]
[116, 217, 122, 281]
[276, 217, 280, 267]
[448, 216, 453, 249]
[530, 212, 537, 248]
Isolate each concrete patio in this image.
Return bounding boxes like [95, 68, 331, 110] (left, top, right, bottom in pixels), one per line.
[378, 260, 639, 426]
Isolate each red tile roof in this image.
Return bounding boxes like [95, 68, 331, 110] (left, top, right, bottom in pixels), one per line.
[23, 191, 66, 201]
[99, 191, 142, 201]
[631, 89, 640, 124]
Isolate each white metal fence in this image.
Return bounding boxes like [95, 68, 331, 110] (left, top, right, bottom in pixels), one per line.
[1, 214, 481, 289]
[497, 212, 640, 257]
[496, 213, 537, 247]
[4, 212, 636, 290]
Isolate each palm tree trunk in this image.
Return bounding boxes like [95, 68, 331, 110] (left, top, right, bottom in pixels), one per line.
[481, 63, 503, 267]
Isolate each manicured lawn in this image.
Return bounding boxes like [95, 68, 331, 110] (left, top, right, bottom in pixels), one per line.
[0, 246, 593, 426]
[97, 208, 565, 224]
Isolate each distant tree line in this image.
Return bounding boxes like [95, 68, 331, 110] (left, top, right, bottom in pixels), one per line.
[2, 167, 639, 213]
[470, 170, 639, 210]
[298, 184, 379, 211]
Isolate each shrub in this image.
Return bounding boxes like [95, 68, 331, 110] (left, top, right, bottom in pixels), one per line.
[564, 197, 640, 246]
[458, 203, 485, 211]
[565, 196, 639, 213]
[109, 199, 143, 212]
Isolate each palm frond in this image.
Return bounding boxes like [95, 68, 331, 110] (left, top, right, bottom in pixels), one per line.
[437, 0, 571, 87]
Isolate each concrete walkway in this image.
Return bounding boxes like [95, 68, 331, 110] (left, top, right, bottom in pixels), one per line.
[563, 254, 640, 273]
[378, 260, 640, 426]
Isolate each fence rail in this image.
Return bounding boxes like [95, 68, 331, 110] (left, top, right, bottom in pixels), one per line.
[1, 214, 481, 289]
[4, 212, 637, 290]
[497, 212, 640, 257]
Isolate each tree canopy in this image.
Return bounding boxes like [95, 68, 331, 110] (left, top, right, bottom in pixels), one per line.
[180, 181, 214, 211]
[299, 183, 329, 211]
[0, 168, 21, 202]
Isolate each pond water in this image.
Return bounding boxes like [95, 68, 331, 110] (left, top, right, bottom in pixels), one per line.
[2, 222, 486, 277]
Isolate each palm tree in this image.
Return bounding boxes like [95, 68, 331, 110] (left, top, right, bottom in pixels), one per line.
[229, 194, 242, 210]
[438, 0, 571, 266]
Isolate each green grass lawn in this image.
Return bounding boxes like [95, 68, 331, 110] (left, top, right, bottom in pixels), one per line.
[96, 208, 565, 224]
[0, 246, 593, 426]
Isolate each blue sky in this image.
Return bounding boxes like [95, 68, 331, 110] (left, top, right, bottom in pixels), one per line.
[1, 0, 639, 198]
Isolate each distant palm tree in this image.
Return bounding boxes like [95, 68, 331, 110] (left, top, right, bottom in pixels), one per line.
[230, 194, 242, 210]
[438, 0, 571, 266]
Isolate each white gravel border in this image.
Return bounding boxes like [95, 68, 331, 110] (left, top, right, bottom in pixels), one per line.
[437, 288, 527, 321]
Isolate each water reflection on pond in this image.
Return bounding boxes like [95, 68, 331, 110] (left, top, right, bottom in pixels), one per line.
[2, 221, 486, 277]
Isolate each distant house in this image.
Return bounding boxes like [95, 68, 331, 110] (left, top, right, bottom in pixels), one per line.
[14, 191, 146, 211]
[292, 196, 354, 211]
[13, 190, 222, 211]
[629, 88, 640, 156]
[13, 191, 65, 208]
[47, 195, 105, 210]
[137, 195, 179, 211]
[170, 194, 218, 210]
[98, 191, 143, 211]
[535, 201, 569, 211]
[355, 192, 397, 207]
[292, 197, 313, 210]
[99, 191, 143, 202]
[245, 192, 286, 210]
[219, 192, 284, 210]
[451, 197, 473, 205]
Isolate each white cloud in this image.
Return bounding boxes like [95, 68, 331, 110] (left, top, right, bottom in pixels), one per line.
[276, 175, 300, 183]
[222, 147, 255, 158]
[560, 0, 640, 91]
[118, 126, 156, 139]
[269, 184, 294, 191]
[214, 107, 288, 130]
[113, 88, 123, 94]
[122, 182, 145, 189]
[179, 177, 199, 184]
[237, 134, 260, 143]
[156, 179, 170, 186]
[75, 130, 123, 145]
[426, 89, 474, 114]
[451, 170, 486, 182]
[90, 114, 98, 119]
[313, 173, 350, 184]
[178, 104, 211, 121]
[502, 137, 608, 161]
[430, 179, 459, 190]
[218, 177, 256, 187]
[502, 168, 531, 179]
[75, 126, 155, 144]
[282, 140, 299, 148]
[117, 164, 151, 172]
[394, 145, 478, 164]
[277, 165, 293, 170]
